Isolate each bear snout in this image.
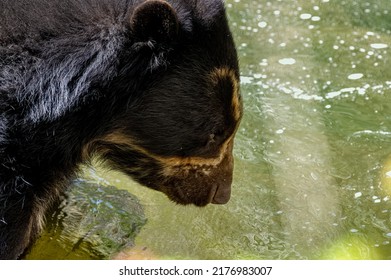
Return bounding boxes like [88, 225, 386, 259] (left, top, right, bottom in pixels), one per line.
[156, 140, 235, 206]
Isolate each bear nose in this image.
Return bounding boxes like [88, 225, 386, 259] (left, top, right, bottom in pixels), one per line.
[210, 180, 231, 204]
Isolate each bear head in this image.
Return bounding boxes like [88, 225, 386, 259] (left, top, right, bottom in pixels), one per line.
[86, 0, 242, 207]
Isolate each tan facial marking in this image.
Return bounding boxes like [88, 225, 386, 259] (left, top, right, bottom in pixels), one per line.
[209, 67, 242, 122]
[99, 131, 235, 169]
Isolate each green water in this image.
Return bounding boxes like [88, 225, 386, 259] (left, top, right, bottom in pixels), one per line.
[33, 0, 391, 259]
[97, 0, 391, 260]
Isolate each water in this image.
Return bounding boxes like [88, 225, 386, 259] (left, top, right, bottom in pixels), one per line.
[32, 0, 391, 259]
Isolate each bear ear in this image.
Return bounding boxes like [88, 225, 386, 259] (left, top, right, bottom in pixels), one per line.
[194, 0, 225, 26]
[131, 0, 179, 44]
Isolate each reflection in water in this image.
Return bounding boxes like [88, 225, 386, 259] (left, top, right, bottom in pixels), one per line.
[262, 90, 340, 253]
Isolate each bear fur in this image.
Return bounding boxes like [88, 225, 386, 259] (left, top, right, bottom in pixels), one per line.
[0, 0, 241, 259]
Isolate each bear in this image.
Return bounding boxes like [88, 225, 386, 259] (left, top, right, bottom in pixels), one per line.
[0, 0, 242, 259]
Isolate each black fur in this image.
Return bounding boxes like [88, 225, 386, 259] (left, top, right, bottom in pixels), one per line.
[0, 0, 240, 259]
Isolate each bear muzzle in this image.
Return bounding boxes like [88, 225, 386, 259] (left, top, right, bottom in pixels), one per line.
[156, 139, 235, 206]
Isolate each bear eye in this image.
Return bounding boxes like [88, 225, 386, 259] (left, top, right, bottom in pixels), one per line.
[209, 133, 216, 143]
[206, 129, 226, 146]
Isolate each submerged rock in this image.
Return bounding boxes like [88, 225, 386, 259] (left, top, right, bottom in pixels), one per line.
[25, 179, 146, 259]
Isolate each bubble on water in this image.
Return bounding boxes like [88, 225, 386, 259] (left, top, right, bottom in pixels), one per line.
[311, 16, 321, 22]
[240, 76, 253, 84]
[354, 192, 362, 198]
[357, 87, 366, 95]
[300, 13, 312, 20]
[253, 73, 263, 79]
[278, 58, 296, 65]
[326, 91, 341, 99]
[341, 87, 356, 93]
[370, 43, 388, 49]
[278, 85, 323, 101]
[258, 21, 267, 28]
[259, 59, 268, 66]
[373, 85, 384, 91]
[348, 73, 364, 80]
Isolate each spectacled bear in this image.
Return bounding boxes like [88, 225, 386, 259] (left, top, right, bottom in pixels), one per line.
[0, 0, 242, 259]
